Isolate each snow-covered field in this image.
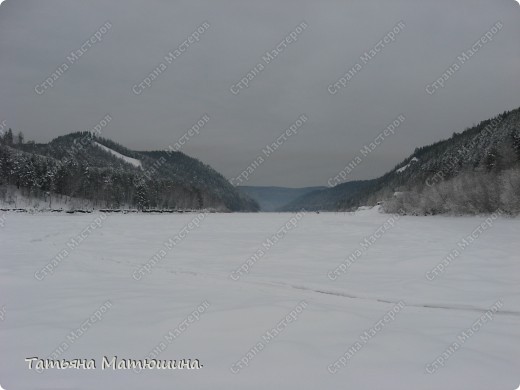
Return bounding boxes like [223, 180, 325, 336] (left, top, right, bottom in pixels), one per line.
[1, 209, 519, 390]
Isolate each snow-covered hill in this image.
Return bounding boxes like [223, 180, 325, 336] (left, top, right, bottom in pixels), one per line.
[283, 107, 520, 215]
[0, 133, 259, 212]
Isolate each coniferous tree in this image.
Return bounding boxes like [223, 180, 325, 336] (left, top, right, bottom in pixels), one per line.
[16, 131, 24, 145]
[4, 129, 14, 146]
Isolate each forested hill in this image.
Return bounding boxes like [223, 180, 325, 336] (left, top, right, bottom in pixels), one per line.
[284, 107, 520, 215]
[0, 132, 259, 212]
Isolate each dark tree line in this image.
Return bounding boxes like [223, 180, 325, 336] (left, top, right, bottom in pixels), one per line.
[1, 129, 24, 146]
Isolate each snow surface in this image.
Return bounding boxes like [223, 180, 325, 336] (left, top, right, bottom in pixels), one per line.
[397, 157, 419, 173]
[0, 210, 519, 389]
[94, 142, 142, 168]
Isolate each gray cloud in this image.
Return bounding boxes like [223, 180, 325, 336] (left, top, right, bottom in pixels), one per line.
[1, 0, 519, 187]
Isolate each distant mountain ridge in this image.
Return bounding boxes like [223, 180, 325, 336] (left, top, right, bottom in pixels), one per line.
[280, 181, 374, 212]
[239, 186, 326, 211]
[0, 132, 259, 212]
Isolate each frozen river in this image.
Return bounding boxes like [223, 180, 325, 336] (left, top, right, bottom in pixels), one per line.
[1, 209, 519, 389]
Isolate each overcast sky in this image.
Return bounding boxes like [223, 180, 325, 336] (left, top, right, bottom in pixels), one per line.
[0, 0, 519, 187]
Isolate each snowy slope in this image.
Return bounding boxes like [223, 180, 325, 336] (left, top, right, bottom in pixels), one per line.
[94, 142, 142, 168]
[0, 211, 519, 389]
[396, 157, 419, 173]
